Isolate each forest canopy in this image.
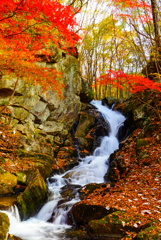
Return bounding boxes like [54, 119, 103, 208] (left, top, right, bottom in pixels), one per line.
[78, 0, 161, 99]
[0, 0, 160, 102]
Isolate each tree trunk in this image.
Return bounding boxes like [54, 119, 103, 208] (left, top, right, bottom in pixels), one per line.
[151, 0, 161, 54]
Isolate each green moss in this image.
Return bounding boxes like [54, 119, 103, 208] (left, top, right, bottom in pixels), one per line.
[0, 157, 5, 166]
[0, 100, 8, 106]
[136, 139, 149, 155]
[88, 211, 125, 235]
[135, 226, 161, 240]
[17, 170, 48, 219]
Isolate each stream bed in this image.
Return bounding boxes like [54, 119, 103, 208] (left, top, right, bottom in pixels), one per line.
[2, 100, 125, 240]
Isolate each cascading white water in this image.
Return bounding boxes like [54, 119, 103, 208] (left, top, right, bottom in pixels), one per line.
[1, 100, 125, 240]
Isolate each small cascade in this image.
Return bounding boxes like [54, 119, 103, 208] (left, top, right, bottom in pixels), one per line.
[2, 100, 125, 240]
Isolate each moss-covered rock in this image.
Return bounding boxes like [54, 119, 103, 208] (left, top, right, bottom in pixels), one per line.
[0, 168, 17, 195]
[0, 212, 10, 240]
[106, 167, 120, 182]
[88, 211, 151, 237]
[136, 139, 149, 155]
[88, 211, 127, 236]
[17, 170, 48, 219]
[16, 150, 54, 180]
[134, 226, 161, 240]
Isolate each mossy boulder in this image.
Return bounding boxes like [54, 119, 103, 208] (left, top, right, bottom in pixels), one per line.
[88, 211, 126, 235]
[0, 212, 10, 240]
[105, 167, 120, 182]
[136, 139, 149, 155]
[0, 168, 17, 195]
[17, 170, 48, 219]
[16, 151, 54, 180]
[88, 211, 151, 236]
[134, 226, 161, 240]
[71, 203, 108, 226]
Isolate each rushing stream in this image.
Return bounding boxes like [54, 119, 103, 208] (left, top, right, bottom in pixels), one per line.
[2, 100, 125, 240]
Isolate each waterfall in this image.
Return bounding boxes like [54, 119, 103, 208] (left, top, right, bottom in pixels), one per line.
[2, 100, 125, 240]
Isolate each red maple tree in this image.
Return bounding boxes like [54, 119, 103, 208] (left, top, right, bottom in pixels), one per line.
[0, 0, 80, 97]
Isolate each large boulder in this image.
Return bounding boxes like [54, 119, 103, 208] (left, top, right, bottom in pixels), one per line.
[71, 203, 108, 226]
[0, 212, 10, 240]
[88, 211, 125, 236]
[88, 211, 149, 237]
[74, 113, 95, 138]
[17, 170, 48, 219]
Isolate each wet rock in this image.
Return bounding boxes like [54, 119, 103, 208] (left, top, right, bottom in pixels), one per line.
[73, 108, 110, 155]
[61, 184, 82, 191]
[104, 152, 126, 182]
[117, 111, 135, 142]
[0, 168, 17, 195]
[62, 170, 84, 180]
[71, 203, 108, 226]
[17, 170, 48, 219]
[0, 195, 19, 210]
[74, 113, 95, 138]
[8, 234, 22, 240]
[0, 212, 10, 240]
[60, 184, 81, 200]
[102, 97, 119, 109]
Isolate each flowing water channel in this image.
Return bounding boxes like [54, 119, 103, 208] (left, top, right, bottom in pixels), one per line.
[2, 100, 125, 240]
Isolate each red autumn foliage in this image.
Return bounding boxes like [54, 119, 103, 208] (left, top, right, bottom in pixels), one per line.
[0, 0, 80, 94]
[93, 70, 161, 94]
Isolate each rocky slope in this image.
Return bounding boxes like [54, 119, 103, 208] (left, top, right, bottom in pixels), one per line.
[0, 45, 93, 226]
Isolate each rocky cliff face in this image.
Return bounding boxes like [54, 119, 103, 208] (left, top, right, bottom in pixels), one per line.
[0, 45, 85, 155]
